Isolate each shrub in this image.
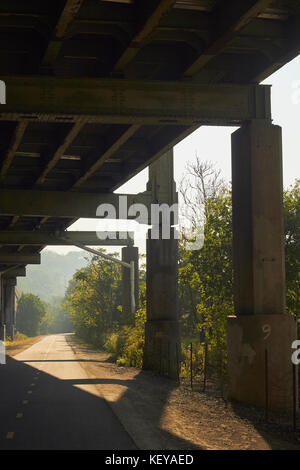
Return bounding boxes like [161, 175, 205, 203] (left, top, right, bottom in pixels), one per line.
[104, 308, 146, 368]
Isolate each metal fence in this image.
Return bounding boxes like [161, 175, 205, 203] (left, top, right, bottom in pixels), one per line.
[179, 342, 227, 399]
[178, 342, 299, 431]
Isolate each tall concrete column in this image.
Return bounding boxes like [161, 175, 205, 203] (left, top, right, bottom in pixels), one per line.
[0, 275, 5, 341]
[4, 277, 16, 341]
[121, 246, 139, 324]
[143, 149, 180, 378]
[228, 120, 297, 411]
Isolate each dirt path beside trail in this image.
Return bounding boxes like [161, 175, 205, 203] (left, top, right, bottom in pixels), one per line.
[5, 335, 44, 357]
[68, 336, 300, 450]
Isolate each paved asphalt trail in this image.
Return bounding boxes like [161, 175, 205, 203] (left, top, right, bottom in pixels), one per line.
[0, 334, 136, 450]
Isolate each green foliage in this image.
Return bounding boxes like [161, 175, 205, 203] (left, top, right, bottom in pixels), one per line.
[63, 248, 147, 367]
[47, 297, 73, 334]
[16, 293, 47, 336]
[16, 292, 73, 337]
[5, 331, 29, 346]
[39, 302, 55, 335]
[104, 332, 121, 358]
[104, 307, 146, 368]
[284, 179, 300, 315]
[117, 308, 146, 367]
[13, 332, 29, 341]
[61, 165, 298, 378]
[179, 188, 233, 350]
[65, 254, 122, 346]
[178, 177, 299, 378]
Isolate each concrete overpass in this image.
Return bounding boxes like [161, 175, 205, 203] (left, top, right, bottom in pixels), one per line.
[0, 0, 299, 412]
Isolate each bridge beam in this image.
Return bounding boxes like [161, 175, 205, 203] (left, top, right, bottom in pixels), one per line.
[34, 122, 85, 186]
[1, 76, 271, 126]
[0, 231, 134, 246]
[184, 0, 274, 77]
[228, 120, 298, 412]
[41, 0, 85, 69]
[113, 0, 177, 72]
[0, 121, 27, 181]
[0, 189, 151, 220]
[0, 253, 40, 265]
[2, 267, 26, 278]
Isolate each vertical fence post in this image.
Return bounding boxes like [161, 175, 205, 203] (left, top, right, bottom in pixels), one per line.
[293, 362, 297, 432]
[176, 342, 180, 383]
[190, 342, 193, 389]
[167, 340, 170, 377]
[159, 339, 162, 375]
[203, 341, 208, 392]
[265, 349, 269, 422]
[220, 348, 224, 399]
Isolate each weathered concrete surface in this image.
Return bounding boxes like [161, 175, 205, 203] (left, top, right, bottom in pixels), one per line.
[0, 276, 16, 341]
[144, 319, 180, 379]
[227, 314, 298, 411]
[144, 150, 180, 379]
[144, 232, 180, 379]
[231, 121, 286, 316]
[229, 121, 296, 411]
[4, 278, 16, 340]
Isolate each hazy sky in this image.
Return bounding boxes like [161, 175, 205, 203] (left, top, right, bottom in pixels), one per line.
[46, 54, 300, 255]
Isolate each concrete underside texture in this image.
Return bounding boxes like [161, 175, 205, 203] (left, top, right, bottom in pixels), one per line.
[228, 121, 298, 412]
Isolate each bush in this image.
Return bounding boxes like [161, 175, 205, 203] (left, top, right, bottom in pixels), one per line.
[104, 308, 146, 368]
[14, 331, 29, 341]
[104, 329, 129, 360]
[5, 331, 30, 346]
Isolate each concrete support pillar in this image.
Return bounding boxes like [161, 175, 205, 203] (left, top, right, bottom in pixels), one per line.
[143, 149, 180, 378]
[0, 275, 5, 341]
[3, 277, 16, 341]
[121, 246, 139, 324]
[228, 120, 297, 411]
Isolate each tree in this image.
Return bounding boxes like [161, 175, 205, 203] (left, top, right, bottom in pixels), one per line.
[64, 253, 122, 345]
[46, 297, 73, 334]
[16, 293, 47, 336]
[284, 179, 300, 316]
[179, 189, 233, 348]
[179, 157, 225, 229]
[178, 159, 299, 358]
[178, 159, 228, 338]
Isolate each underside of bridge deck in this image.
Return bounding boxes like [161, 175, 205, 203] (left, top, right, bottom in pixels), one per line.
[0, 0, 299, 411]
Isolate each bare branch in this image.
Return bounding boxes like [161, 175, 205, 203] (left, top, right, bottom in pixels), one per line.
[179, 154, 225, 230]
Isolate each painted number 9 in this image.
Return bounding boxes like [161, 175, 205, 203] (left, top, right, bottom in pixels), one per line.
[262, 324, 271, 340]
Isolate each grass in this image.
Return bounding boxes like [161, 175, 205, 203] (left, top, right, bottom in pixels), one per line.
[4, 332, 43, 356]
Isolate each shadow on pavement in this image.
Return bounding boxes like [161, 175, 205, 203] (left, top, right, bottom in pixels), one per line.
[0, 354, 201, 450]
[0, 355, 135, 450]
